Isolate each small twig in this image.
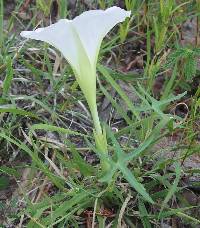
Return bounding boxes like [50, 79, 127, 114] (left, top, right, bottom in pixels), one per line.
[117, 194, 132, 227]
[92, 197, 98, 228]
[19, 0, 32, 13]
[196, 14, 199, 46]
[34, 149, 58, 203]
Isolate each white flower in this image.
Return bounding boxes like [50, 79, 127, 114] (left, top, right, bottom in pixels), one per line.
[21, 6, 131, 134]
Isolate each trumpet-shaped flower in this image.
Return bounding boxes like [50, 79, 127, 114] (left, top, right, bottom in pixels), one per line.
[21, 7, 130, 136]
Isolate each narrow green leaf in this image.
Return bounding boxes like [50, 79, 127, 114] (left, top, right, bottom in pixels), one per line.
[66, 140, 95, 176]
[98, 65, 140, 120]
[139, 199, 152, 228]
[0, 107, 38, 119]
[119, 165, 154, 204]
[161, 63, 178, 99]
[125, 118, 170, 162]
[41, 191, 90, 225]
[98, 79, 132, 124]
[58, 0, 68, 18]
[0, 176, 9, 190]
[159, 162, 181, 218]
[0, 166, 20, 178]
[29, 123, 87, 137]
[3, 56, 13, 96]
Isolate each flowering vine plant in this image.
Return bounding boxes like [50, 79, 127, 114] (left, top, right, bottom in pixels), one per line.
[21, 6, 131, 173]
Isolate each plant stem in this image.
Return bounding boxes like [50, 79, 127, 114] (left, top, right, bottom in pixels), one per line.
[90, 102, 110, 173]
[90, 103, 102, 136]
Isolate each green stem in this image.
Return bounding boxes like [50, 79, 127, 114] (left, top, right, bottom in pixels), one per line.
[90, 103, 110, 174]
[90, 105, 102, 136]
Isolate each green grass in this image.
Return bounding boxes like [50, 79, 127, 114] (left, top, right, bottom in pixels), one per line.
[0, 0, 199, 227]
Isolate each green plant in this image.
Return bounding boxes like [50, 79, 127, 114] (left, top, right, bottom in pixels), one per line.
[166, 47, 200, 81]
[36, 0, 52, 16]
